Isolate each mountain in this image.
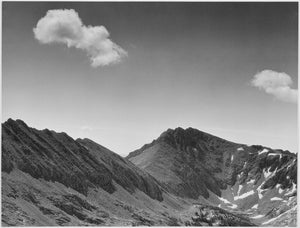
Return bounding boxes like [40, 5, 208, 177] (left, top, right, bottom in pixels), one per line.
[128, 127, 297, 226]
[2, 119, 181, 226]
[2, 118, 162, 200]
[2, 120, 296, 226]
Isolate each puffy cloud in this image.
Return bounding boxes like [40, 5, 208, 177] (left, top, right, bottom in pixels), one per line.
[33, 9, 127, 67]
[251, 70, 297, 103]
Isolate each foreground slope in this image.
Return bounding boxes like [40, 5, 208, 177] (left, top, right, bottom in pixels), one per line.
[128, 127, 297, 226]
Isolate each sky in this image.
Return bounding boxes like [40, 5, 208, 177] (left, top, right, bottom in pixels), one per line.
[2, 2, 298, 156]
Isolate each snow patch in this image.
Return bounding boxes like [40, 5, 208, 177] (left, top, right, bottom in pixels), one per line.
[285, 182, 296, 196]
[234, 190, 255, 200]
[251, 204, 258, 209]
[285, 159, 296, 170]
[270, 197, 283, 201]
[287, 161, 294, 169]
[217, 196, 238, 209]
[247, 179, 255, 185]
[251, 214, 264, 219]
[237, 185, 243, 196]
[218, 196, 231, 205]
[237, 172, 244, 180]
[258, 148, 269, 155]
[257, 182, 267, 199]
[262, 217, 277, 225]
[267, 153, 282, 160]
[263, 167, 276, 179]
[276, 184, 284, 194]
[237, 147, 244, 151]
[227, 203, 238, 209]
[231, 154, 234, 162]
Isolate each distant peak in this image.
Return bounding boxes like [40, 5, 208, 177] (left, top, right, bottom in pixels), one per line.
[161, 127, 186, 135]
[155, 126, 232, 151]
[4, 118, 16, 124]
[159, 127, 204, 138]
[174, 127, 185, 131]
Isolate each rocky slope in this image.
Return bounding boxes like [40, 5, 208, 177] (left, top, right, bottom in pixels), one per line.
[2, 119, 180, 226]
[128, 127, 297, 226]
[2, 119, 163, 201]
[2, 120, 297, 226]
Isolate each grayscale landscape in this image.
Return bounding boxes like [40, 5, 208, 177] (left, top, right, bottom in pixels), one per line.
[2, 2, 298, 227]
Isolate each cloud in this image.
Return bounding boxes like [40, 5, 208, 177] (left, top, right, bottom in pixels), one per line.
[33, 9, 127, 67]
[251, 70, 298, 104]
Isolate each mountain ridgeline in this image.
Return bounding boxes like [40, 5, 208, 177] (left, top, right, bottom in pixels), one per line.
[128, 127, 297, 226]
[2, 118, 163, 200]
[128, 127, 296, 199]
[2, 119, 297, 226]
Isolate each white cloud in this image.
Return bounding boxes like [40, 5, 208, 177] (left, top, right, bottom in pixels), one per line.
[33, 9, 127, 67]
[251, 70, 298, 103]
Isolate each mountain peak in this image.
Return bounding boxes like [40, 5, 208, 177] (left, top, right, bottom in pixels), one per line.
[157, 126, 230, 151]
[4, 118, 28, 128]
[128, 126, 297, 204]
[161, 126, 197, 135]
[127, 127, 232, 160]
[159, 126, 222, 140]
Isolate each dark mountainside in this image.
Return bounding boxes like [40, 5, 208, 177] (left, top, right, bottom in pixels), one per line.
[2, 119, 297, 226]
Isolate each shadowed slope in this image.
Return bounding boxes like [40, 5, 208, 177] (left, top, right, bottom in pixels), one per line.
[76, 138, 163, 201]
